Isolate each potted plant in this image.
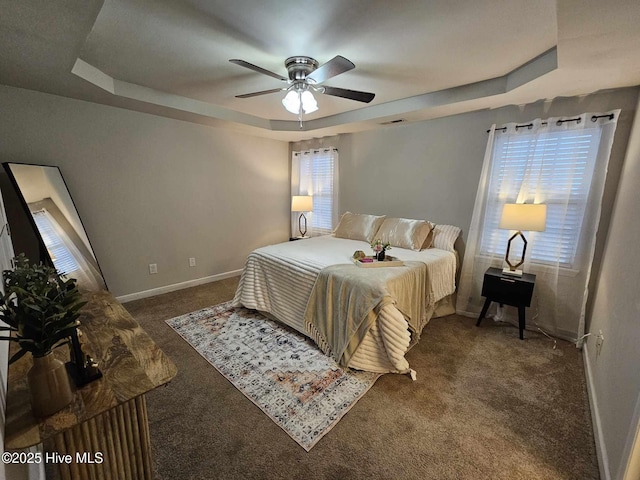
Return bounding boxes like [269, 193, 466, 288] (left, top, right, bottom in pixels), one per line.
[0, 254, 86, 417]
[371, 239, 392, 261]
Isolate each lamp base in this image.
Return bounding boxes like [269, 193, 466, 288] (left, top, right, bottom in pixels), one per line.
[502, 267, 523, 277]
[298, 212, 308, 237]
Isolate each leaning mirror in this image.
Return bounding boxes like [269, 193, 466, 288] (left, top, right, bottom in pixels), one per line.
[2, 163, 107, 292]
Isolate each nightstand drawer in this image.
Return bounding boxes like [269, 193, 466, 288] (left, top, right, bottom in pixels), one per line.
[481, 270, 535, 307]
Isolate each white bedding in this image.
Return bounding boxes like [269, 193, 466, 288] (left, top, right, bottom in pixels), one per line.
[232, 235, 457, 373]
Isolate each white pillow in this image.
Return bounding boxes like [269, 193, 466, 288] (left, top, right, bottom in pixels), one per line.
[333, 212, 386, 243]
[431, 224, 461, 252]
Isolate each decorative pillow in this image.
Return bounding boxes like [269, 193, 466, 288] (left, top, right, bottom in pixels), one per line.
[431, 224, 461, 252]
[375, 217, 434, 251]
[333, 212, 386, 243]
[421, 222, 436, 250]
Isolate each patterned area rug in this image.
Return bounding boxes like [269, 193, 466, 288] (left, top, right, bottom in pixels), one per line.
[165, 302, 380, 451]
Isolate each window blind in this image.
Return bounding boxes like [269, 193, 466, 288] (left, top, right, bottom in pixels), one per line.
[32, 210, 80, 275]
[479, 128, 602, 267]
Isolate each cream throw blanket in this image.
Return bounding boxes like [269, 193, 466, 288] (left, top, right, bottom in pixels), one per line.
[305, 261, 427, 368]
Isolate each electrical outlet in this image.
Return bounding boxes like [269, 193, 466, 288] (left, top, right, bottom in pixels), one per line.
[149, 263, 158, 275]
[189, 257, 196, 267]
[595, 330, 604, 357]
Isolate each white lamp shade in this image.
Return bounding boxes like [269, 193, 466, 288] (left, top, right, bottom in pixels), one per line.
[282, 91, 300, 114]
[499, 203, 547, 232]
[291, 195, 313, 212]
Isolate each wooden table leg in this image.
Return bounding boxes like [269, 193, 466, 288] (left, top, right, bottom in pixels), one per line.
[476, 298, 492, 327]
[518, 306, 526, 340]
[44, 395, 153, 480]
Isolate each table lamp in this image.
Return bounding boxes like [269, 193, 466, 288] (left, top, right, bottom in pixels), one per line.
[499, 203, 547, 276]
[291, 195, 313, 237]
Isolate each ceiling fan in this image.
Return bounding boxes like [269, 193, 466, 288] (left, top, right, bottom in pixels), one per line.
[229, 55, 375, 118]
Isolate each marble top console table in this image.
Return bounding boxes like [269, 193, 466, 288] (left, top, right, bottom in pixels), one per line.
[4, 290, 177, 480]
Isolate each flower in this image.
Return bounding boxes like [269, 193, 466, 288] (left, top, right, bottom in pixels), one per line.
[370, 239, 391, 253]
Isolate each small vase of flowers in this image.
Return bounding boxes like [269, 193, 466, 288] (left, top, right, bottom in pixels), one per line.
[371, 239, 391, 261]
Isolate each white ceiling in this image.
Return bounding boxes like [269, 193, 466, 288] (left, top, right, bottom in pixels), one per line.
[1, 0, 640, 141]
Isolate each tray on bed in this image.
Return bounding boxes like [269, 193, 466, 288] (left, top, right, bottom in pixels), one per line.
[353, 256, 404, 268]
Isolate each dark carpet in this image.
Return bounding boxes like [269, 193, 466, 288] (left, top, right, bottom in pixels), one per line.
[124, 277, 599, 480]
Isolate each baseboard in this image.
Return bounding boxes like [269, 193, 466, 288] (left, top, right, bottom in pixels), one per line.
[116, 269, 242, 303]
[583, 343, 610, 480]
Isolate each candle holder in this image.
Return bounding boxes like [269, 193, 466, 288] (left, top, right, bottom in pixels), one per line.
[66, 328, 103, 387]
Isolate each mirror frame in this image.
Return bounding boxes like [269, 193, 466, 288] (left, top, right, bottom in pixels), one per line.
[2, 162, 108, 291]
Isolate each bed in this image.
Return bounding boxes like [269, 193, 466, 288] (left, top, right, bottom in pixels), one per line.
[232, 215, 460, 375]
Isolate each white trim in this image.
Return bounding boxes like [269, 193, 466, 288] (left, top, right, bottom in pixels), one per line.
[116, 270, 242, 303]
[583, 343, 610, 480]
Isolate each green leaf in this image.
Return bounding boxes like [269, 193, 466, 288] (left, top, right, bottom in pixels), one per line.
[25, 303, 44, 313]
[1, 255, 86, 358]
[8, 348, 28, 364]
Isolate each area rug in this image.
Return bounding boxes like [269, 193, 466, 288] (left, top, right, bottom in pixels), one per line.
[165, 302, 380, 451]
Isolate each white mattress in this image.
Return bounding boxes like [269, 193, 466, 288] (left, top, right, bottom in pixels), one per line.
[232, 235, 457, 373]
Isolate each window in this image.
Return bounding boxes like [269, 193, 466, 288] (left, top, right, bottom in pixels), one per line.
[32, 209, 80, 275]
[457, 111, 619, 342]
[292, 148, 339, 236]
[479, 127, 602, 267]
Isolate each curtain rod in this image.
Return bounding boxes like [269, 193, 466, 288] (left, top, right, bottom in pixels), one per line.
[486, 113, 615, 133]
[293, 147, 338, 156]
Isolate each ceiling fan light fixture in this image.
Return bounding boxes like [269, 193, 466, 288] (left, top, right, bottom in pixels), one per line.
[282, 90, 301, 114]
[301, 90, 318, 114]
[232, 55, 375, 119]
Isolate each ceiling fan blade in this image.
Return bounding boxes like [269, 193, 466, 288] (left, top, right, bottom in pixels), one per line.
[322, 86, 375, 103]
[229, 59, 287, 82]
[235, 88, 284, 99]
[306, 55, 355, 84]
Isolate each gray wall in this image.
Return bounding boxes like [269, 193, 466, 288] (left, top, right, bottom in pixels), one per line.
[292, 111, 490, 246]
[0, 85, 290, 297]
[585, 93, 640, 480]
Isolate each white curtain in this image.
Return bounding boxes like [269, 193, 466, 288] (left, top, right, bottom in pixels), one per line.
[457, 111, 620, 344]
[291, 148, 339, 237]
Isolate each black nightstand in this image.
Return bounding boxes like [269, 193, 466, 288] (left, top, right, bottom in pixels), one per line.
[476, 267, 536, 339]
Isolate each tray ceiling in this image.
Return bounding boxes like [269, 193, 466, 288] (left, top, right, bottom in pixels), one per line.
[1, 0, 639, 140]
